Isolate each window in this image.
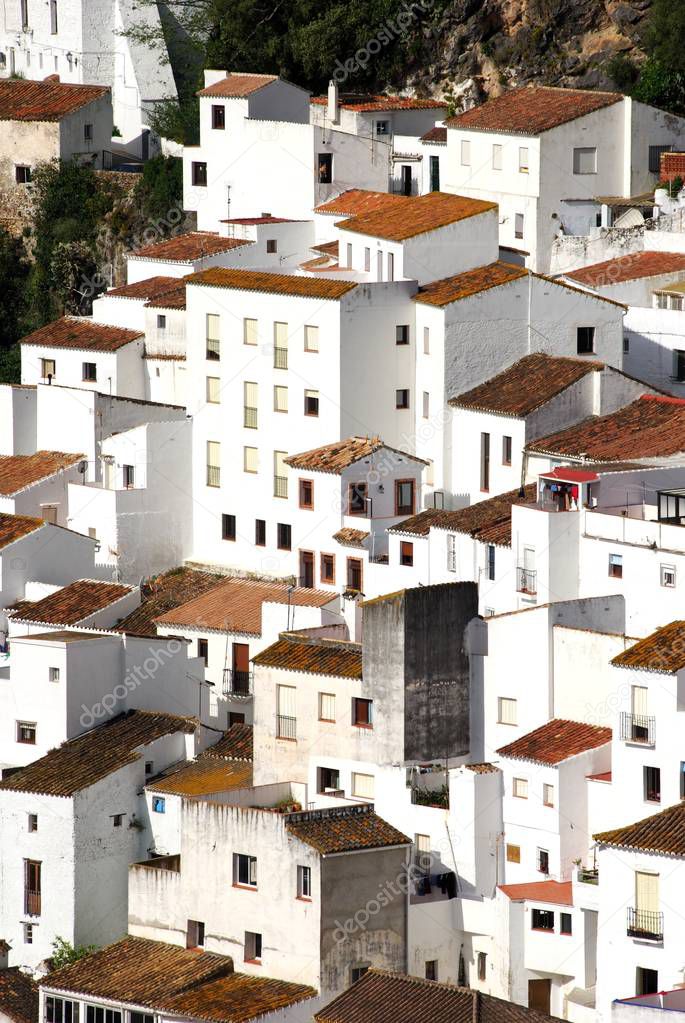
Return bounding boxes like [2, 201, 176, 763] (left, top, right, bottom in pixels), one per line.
[120, 464, 134, 490]
[395, 479, 415, 516]
[531, 908, 554, 931]
[206, 441, 221, 487]
[400, 541, 414, 567]
[514, 213, 524, 239]
[321, 553, 335, 584]
[206, 313, 220, 360]
[460, 139, 470, 166]
[24, 859, 40, 916]
[543, 783, 555, 807]
[486, 544, 495, 581]
[644, 765, 661, 803]
[502, 435, 512, 465]
[656, 292, 669, 310]
[637, 967, 659, 997]
[84, 124, 93, 143]
[271, 384, 288, 414]
[396, 324, 409, 345]
[492, 143, 502, 170]
[375, 120, 390, 136]
[498, 697, 517, 725]
[243, 317, 257, 345]
[675, 350, 685, 382]
[304, 389, 319, 416]
[661, 564, 676, 588]
[413, 833, 431, 874]
[186, 920, 205, 948]
[649, 144, 671, 173]
[41, 358, 55, 380]
[157, 314, 166, 330]
[446, 534, 457, 573]
[560, 912, 572, 935]
[423, 326, 430, 354]
[429, 154, 440, 191]
[422, 391, 430, 419]
[318, 766, 340, 792]
[28, 814, 38, 832]
[304, 324, 319, 352]
[197, 638, 208, 667]
[297, 865, 312, 899]
[234, 853, 257, 888]
[349, 482, 368, 515]
[244, 381, 258, 429]
[299, 479, 314, 509]
[477, 952, 487, 981]
[537, 848, 550, 874]
[212, 104, 225, 129]
[15, 165, 31, 184]
[244, 930, 262, 962]
[17, 722, 36, 745]
[623, 335, 630, 354]
[266, 238, 277, 254]
[277, 684, 296, 739]
[243, 446, 258, 474]
[319, 692, 335, 721]
[364, 247, 371, 272]
[396, 388, 409, 409]
[46, 999, 79, 1023]
[222, 513, 236, 541]
[506, 843, 521, 863]
[85, 1009, 121, 1023]
[480, 432, 490, 491]
[352, 772, 374, 799]
[152, 797, 165, 813]
[609, 553, 623, 579]
[192, 162, 208, 186]
[387, 252, 394, 281]
[351, 966, 369, 984]
[49, 666, 60, 682]
[50, 0, 58, 33]
[346, 242, 353, 268]
[274, 322, 288, 368]
[318, 153, 332, 183]
[513, 777, 528, 799]
[206, 376, 220, 404]
[347, 557, 363, 591]
[274, 451, 288, 498]
[352, 697, 373, 727]
[519, 147, 529, 173]
[577, 326, 595, 354]
[573, 146, 597, 174]
[277, 523, 291, 550]
[255, 519, 266, 546]
[145, 761, 153, 775]
[425, 960, 438, 982]
[112, 814, 123, 828]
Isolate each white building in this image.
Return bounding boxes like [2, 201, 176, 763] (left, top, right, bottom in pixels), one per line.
[0, 513, 97, 610]
[0, 451, 85, 528]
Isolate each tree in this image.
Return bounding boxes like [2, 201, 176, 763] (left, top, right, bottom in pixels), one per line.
[134, 155, 184, 225]
[50, 938, 97, 971]
[629, 0, 685, 115]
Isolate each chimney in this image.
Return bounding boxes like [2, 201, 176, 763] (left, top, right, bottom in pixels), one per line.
[327, 80, 339, 124]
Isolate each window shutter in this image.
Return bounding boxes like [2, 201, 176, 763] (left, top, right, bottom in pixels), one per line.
[320, 693, 335, 720]
[206, 314, 220, 340]
[632, 685, 648, 717]
[277, 684, 296, 717]
[274, 322, 288, 347]
[243, 318, 258, 345]
[635, 871, 659, 913]
[352, 772, 374, 798]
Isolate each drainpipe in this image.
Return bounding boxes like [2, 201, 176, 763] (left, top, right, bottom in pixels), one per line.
[527, 269, 533, 354]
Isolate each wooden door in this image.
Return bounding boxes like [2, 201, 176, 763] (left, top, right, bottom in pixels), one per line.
[528, 980, 550, 1014]
[232, 642, 250, 694]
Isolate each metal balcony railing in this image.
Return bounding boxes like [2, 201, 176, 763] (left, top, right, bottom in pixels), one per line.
[620, 711, 656, 745]
[276, 714, 297, 740]
[206, 339, 220, 361]
[243, 406, 258, 429]
[206, 465, 221, 488]
[627, 907, 663, 941]
[24, 890, 41, 916]
[274, 475, 288, 499]
[516, 567, 537, 594]
[274, 346, 288, 369]
[222, 669, 253, 698]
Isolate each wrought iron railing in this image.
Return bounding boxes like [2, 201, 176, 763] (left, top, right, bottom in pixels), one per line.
[24, 890, 41, 916]
[274, 475, 288, 499]
[277, 714, 297, 740]
[627, 907, 663, 941]
[516, 567, 537, 594]
[243, 406, 258, 429]
[206, 465, 221, 487]
[620, 712, 655, 744]
[274, 346, 288, 369]
[223, 669, 253, 697]
[577, 867, 599, 885]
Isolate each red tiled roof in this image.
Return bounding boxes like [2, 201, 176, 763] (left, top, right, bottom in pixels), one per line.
[286, 805, 410, 854]
[104, 277, 181, 301]
[611, 621, 685, 673]
[116, 567, 224, 637]
[421, 126, 447, 143]
[389, 484, 537, 547]
[566, 251, 685, 288]
[149, 757, 252, 797]
[145, 282, 187, 310]
[333, 527, 369, 548]
[446, 86, 622, 136]
[0, 968, 39, 1023]
[450, 353, 601, 414]
[497, 718, 611, 765]
[187, 267, 357, 300]
[0, 79, 109, 121]
[132, 232, 251, 262]
[155, 576, 334, 634]
[0, 512, 44, 549]
[338, 191, 496, 242]
[595, 802, 685, 855]
[465, 762, 499, 774]
[588, 770, 612, 782]
[311, 94, 446, 112]
[414, 261, 527, 307]
[314, 189, 408, 216]
[253, 635, 362, 678]
[0, 451, 83, 495]
[20, 317, 142, 352]
[527, 395, 685, 461]
[285, 436, 426, 474]
[200, 723, 253, 762]
[197, 73, 278, 98]
[222, 216, 296, 225]
[499, 880, 573, 906]
[11, 579, 133, 625]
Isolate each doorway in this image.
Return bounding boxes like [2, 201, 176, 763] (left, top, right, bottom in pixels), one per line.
[300, 550, 314, 588]
[400, 165, 412, 196]
[528, 979, 551, 1014]
[232, 642, 250, 694]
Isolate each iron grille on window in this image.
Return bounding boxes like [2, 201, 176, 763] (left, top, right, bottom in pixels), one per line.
[244, 406, 258, 429]
[620, 712, 655, 744]
[277, 714, 297, 740]
[274, 347, 288, 369]
[274, 475, 288, 498]
[516, 568, 537, 594]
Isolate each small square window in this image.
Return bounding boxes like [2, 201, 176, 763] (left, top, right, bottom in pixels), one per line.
[112, 814, 123, 827]
[321, 553, 335, 584]
[153, 796, 165, 813]
[28, 814, 38, 833]
[49, 666, 60, 682]
[244, 930, 262, 962]
[351, 771, 374, 798]
[157, 314, 166, 330]
[395, 325, 409, 346]
[375, 120, 390, 136]
[212, 104, 225, 130]
[351, 965, 369, 983]
[512, 777, 528, 799]
[573, 146, 597, 174]
[661, 564, 676, 588]
[609, 553, 623, 579]
[222, 513, 236, 541]
[17, 722, 36, 745]
[400, 541, 413, 567]
[396, 388, 410, 409]
[145, 761, 154, 775]
[41, 358, 55, 381]
[266, 239, 277, 254]
[352, 697, 373, 727]
[532, 907, 554, 930]
[15, 165, 32, 184]
[560, 912, 572, 935]
[498, 697, 517, 725]
[577, 326, 595, 354]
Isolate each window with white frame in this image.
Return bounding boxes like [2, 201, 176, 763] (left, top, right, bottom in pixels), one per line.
[297, 864, 312, 898]
[543, 783, 554, 806]
[661, 564, 676, 587]
[352, 772, 374, 799]
[498, 697, 517, 725]
[512, 777, 528, 798]
[233, 853, 257, 887]
[319, 692, 335, 721]
[514, 213, 524, 239]
[244, 930, 262, 961]
[46, 997, 79, 1023]
[85, 1007, 122, 1023]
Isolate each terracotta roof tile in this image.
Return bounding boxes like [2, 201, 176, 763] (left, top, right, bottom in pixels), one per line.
[333, 528, 369, 548]
[446, 86, 622, 136]
[116, 568, 224, 637]
[314, 189, 408, 216]
[253, 635, 362, 678]
[20, 317, 142, 352]
[0, 512, 44, 548]
[337, 191, 496, 242]
[312, 94, 446, 112]
[145, 283, 187, 310]
[315, 968, 559, 1023]
[496, 718, 611, 765]
[0, 451, 83, 495]
[155, 577, 334, 634]
[223, 216, 297, 225]
[0, 79, 109, 121]
[450, 353, 602, 415]
[527, 395, 685, 461]
[389, 484, 537, 546]
[197, 73, 278, 98]
[132, 232, 251, 262]
[149, 757, 252, 797]
[611, 621, 685, 673]
[11, 579, 133, 626]
[465, 762, 499, 774]
[286, 804, 409, 854]
[0, 968, 39, 1023]
[285, 436, 426, 474]
[566, 251, 685, 288]
[187, 267, 357, 300]
[0, 710, 196, 797]
[103, 277, 181, 301]
[43, 936, 315, 1023]
[421, 126, 447, 143]
[595, 802, 685, 855]
[499, 880, 573, 906]
[199, 723, 253, 762]
[414, 261, 527, 307]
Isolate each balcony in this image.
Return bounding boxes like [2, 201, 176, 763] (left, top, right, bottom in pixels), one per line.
[627, 907, 663, 941]
[274, 346, 288, 370]
[222, 669, 253, 698]
[206, 339, 220, 361]
[276, 714, 297, 740]
[620, 711, 655, 745]
[274, 475, 288, 499]
[24, 890, 41, 916]
[206, 465, 221, 488]
[516, 567, 537, 595]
